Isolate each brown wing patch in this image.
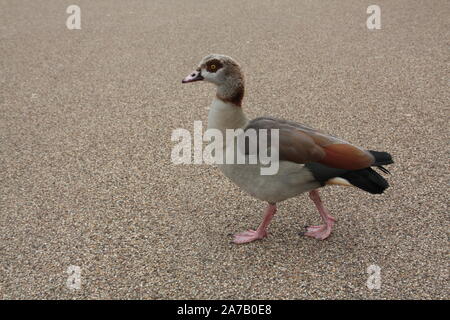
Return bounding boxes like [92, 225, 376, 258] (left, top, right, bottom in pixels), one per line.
[278, 129, 326, 163]
[245, 117, 374, 169]
[319, 144, 374, 170]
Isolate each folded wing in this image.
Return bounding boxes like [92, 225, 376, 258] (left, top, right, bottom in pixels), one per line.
[244, 117, 375, 170]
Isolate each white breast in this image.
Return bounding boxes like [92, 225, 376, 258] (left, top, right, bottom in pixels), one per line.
[207, 98, 248, 133]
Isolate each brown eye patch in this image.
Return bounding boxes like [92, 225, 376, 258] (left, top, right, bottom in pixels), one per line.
[206, 59, 223, 73]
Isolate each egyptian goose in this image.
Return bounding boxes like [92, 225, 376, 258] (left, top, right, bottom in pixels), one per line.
[182, 54, 393, 244]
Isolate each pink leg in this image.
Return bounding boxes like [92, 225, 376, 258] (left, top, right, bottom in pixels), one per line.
[233, 203, 277, 244]
[302, 190, 336, 240]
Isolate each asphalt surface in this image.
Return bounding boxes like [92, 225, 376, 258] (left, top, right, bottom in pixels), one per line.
[0, 0, 448, 299]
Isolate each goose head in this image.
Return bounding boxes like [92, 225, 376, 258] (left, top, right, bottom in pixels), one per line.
[182, 54, 245, 106]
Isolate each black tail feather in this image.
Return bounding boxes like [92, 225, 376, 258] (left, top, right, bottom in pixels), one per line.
[340, 150, 393, 194]
[305, 150, 393, 194]
[369, 150, 394, 166]
[376, 166, 391, 174]
[341, 167, 389, 194]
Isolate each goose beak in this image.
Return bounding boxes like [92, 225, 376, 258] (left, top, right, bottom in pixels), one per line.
[182, 69, 204, 83]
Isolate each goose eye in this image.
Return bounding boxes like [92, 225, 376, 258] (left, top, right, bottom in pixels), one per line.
[206, 59, 222, 72]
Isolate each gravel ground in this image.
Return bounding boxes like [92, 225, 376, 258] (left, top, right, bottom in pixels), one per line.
[0, 0, 448, 299]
